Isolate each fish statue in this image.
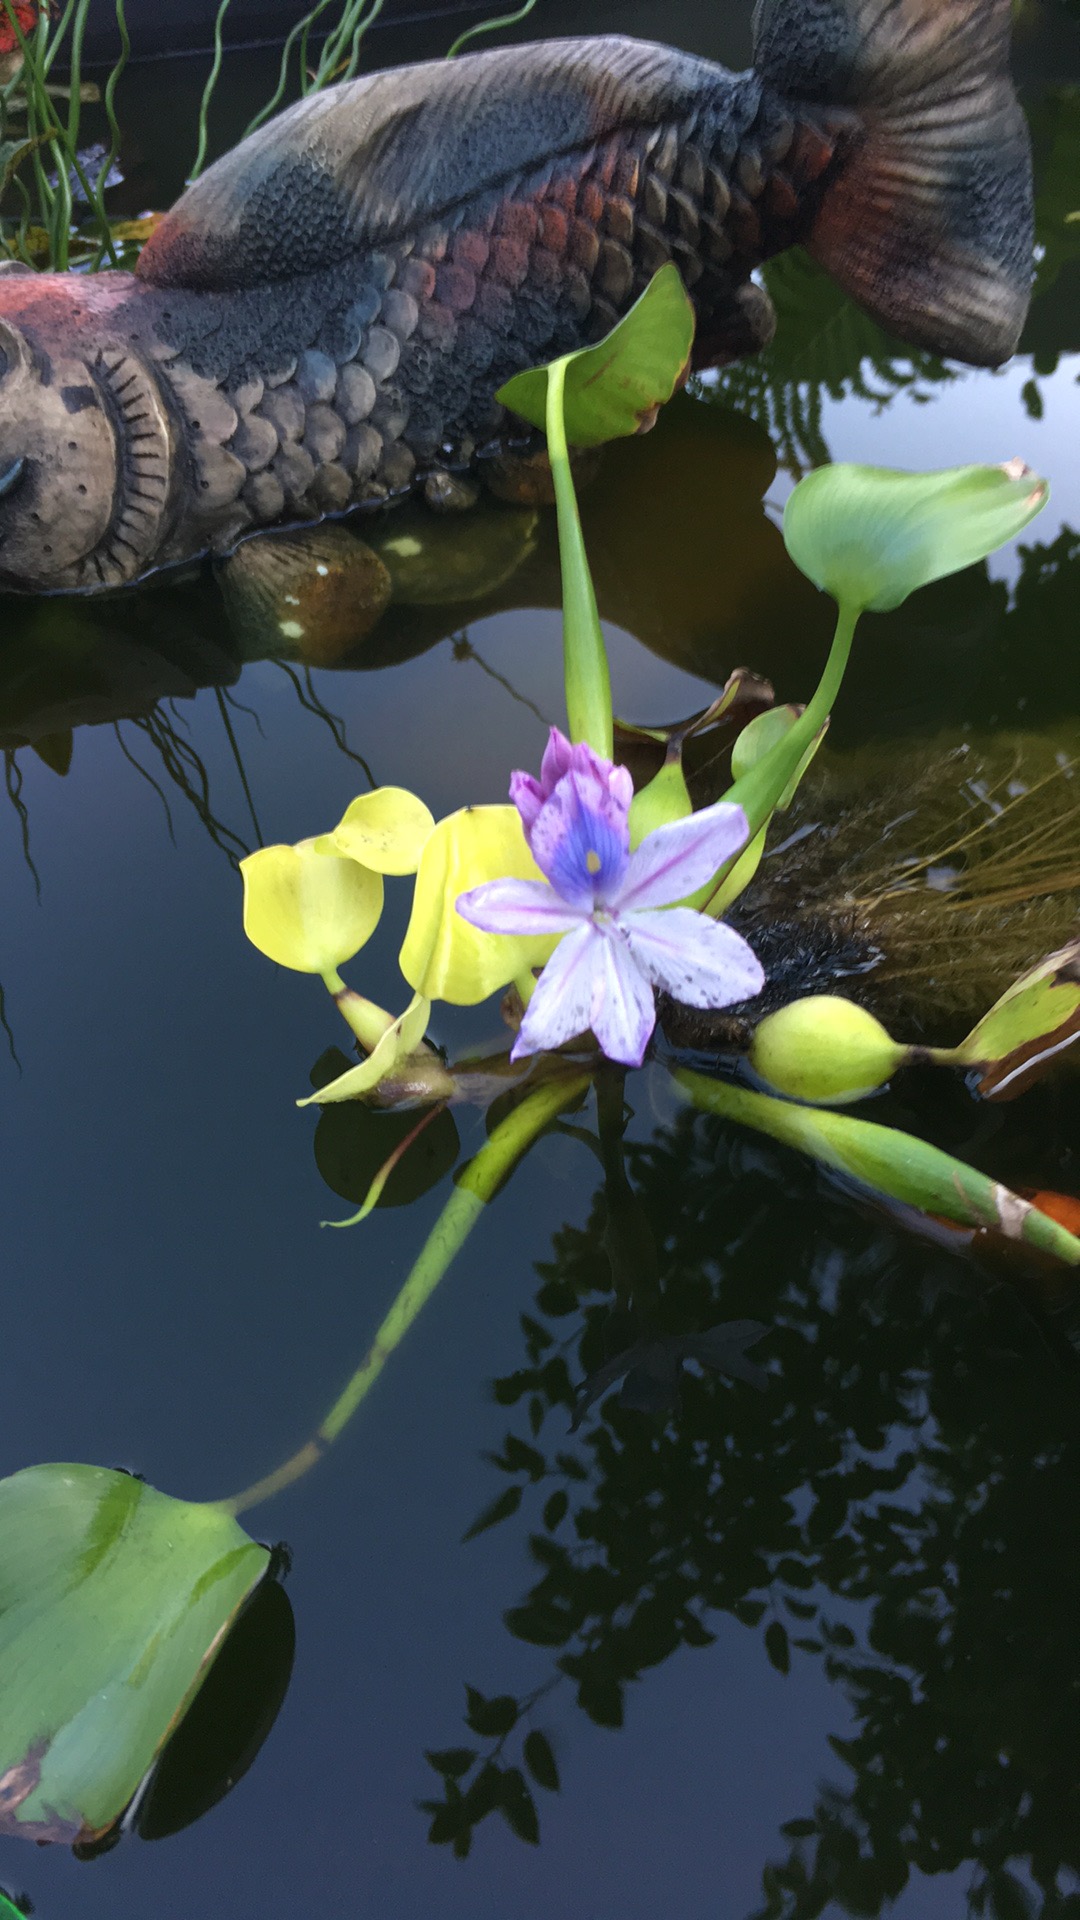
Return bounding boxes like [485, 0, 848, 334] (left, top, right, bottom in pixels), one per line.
[0, 0, 1033, 594]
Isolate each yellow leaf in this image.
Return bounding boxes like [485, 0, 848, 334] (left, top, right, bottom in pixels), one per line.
[399, 806, 558, 1005]
[315, 787, 435, 876]
[241, 840, 383, 974]
[297, 993, 432, 1105]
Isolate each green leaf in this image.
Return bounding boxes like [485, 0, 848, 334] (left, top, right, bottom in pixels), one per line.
[498, 1767, 540, 1844]
[496, 264, 695, 449]
[765, 1620, 791, 1674]
[0, 1465, 268, 1847]
[783, 461, 1049, 614]
[542, 1488, 569, 1530]
[523, 1729, 560, 1792]
[424, 1747, 477, 1779]
[461, 1484, 523, 1542]
[463, 1688, 519, 1738]
[937, 938, 1080, 1098]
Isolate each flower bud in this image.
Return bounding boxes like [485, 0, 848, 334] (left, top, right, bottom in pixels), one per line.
[749, 995, 908, 1105]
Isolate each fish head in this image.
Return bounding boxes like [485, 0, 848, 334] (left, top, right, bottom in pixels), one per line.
[0, 299, 122, 591]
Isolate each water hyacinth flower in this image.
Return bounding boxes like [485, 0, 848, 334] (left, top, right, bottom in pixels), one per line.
[457, 730, 765, 1066]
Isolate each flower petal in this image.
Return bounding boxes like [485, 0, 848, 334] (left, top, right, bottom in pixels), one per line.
[621, 908, 765, 1008]
[509, 770, 545, 834]
[614, 801, 750, 911]
[539, 726, 576, 795]
[587, 928, 657, 1067]
[512, 922, 606, 1060]
[529, 767, 630, 908]
[456, 879, 584, 938]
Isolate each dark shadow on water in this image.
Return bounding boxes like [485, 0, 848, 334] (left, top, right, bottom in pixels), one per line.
[420, 1080, 1080, 1915]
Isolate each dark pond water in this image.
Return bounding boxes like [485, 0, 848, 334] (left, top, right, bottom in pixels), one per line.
[4, 2, 1080, 1915]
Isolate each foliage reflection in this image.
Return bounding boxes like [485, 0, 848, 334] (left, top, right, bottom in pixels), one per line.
[424, 1087, 1080, 1916]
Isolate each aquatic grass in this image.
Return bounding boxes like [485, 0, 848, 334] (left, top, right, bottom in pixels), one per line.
[0, 0, 128, 269]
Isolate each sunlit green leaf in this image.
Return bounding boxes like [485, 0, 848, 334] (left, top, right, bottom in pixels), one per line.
[0, 1465, 268, 1848]
[783, 461, 1049, 614]
[241, 839, 382, 974]
[496, 264, 695, 448]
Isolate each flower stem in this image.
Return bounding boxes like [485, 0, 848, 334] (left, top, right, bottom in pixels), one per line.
[214, 1069, 591, 1516]
[321, 968, 395, 1051]
[726, 601, 859, 840]
[704, 601, 860, 909]
[546, 356, 613, 759]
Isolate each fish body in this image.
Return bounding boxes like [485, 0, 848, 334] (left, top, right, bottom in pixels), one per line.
[0, 0, 1034, 593]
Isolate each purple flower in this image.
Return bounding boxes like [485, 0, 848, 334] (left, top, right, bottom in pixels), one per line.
[457, 729, 765, 1067]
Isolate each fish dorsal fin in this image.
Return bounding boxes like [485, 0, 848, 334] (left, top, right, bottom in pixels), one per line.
[138, 36, 720, 292]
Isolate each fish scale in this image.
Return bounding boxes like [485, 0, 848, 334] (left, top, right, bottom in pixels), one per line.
[0, 11, 1035, 592]
[174, 98, 839, 561]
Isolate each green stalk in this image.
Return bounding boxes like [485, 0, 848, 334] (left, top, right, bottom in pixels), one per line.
[702, 601, 859, 910]
[446, 0, 538, 58]
[545, 355, 612, 758]
[90, 0, 130, 270]
[190, 0, 233, 182]
[216, 1070, 590, 1515]
[675, 1068, 1080, 1267]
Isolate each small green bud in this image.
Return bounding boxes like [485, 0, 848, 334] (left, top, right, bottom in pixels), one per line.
[749, 995, 908, 1106]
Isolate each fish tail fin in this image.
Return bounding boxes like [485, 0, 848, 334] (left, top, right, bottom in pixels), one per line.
[752, 0, 1033, 365]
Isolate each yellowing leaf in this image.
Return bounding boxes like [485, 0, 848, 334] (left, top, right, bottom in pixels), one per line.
[399, 806, 558, 1005]
[315, 787, 435, 876]
[944, 939, 1080, 1098]
[297, 993, 432, 1106]
[241, 840, 383, 974]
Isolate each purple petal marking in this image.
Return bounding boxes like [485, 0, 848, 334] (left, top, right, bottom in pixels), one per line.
[529, 767, 630, 910]
[512, 921, 605, 1060]
[509, 770, 545, 834]
[456, 878, 584, 937]
[621, 908, 765, 1008]
[615, 802, 751, 912]
[539, 727, 576, 795]
[587, 927, 657, 1067]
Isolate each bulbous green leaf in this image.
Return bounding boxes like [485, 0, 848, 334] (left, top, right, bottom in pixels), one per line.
[496, 264, 695, 448]
[750, 995, 909, 1106]
[241, 839, 383, 973]
[783, 461, 1049, 612]
[0, 1465, 269, 1848]
[627, 754, 692, 849]
[313, 787, 435, 876]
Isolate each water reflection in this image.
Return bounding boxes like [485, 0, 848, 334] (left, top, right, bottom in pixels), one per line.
[425, 1086, 1080, 1915]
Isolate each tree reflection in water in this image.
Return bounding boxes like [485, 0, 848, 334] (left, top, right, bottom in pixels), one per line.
[425, 1089, 1080, 1917]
